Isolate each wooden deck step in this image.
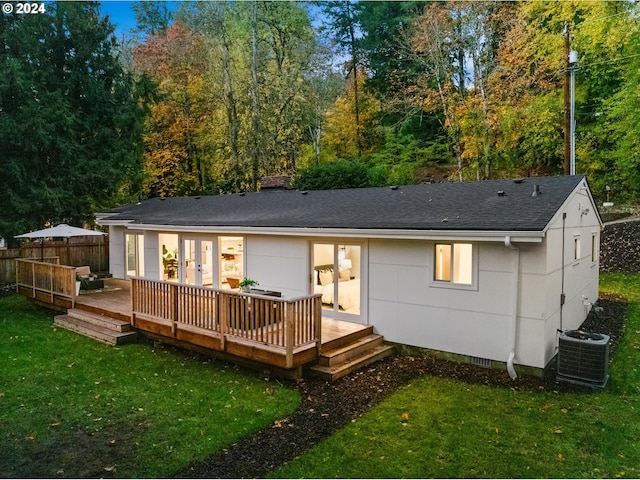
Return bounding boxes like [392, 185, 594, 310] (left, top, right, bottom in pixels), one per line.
[318, 334, 384, 367]
[54, 312, 138, 346]
[310, 344, 395, 382]
[321, 325, 375, 351]
[67, 308, 133, 332]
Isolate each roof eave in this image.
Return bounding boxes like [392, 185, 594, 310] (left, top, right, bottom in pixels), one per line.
[99, 222, 545, 243]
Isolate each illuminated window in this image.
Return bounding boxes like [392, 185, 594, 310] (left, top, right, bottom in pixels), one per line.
[125, 233, 144, 277]
[435, 243, 473, 285]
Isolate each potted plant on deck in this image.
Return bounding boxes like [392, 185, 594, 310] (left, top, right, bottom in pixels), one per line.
[239, 277, 259, 293]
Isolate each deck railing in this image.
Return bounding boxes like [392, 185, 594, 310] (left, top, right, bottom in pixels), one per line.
[15, 258, 77, 306]
[131, 278, 322, 368]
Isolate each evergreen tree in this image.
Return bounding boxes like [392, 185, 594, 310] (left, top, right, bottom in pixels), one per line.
[0, 2, 148, 244]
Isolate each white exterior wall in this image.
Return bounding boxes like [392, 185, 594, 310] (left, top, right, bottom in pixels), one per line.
[369, 239, 519, 363]
[514, 242, 551, 368]
[109, 225, 126, 279]
[245, 235, 309, 299]
[144, 232, 160, 280]
[538, 183, 601, 367]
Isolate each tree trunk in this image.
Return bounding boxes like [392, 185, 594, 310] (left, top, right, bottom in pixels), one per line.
[249, 0, 261, 191]
[347, 3, 361, 158]
[221, 30, 240, 192]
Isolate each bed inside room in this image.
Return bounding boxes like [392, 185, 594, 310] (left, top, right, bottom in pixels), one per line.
[313, 244, 361, 315]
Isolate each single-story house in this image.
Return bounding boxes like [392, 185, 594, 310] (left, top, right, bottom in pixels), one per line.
[96, 175, 602, 377]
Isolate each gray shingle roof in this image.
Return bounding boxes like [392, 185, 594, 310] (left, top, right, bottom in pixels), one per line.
[100, 175, 586, 232]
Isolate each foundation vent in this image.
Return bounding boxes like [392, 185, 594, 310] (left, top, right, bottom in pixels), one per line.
[470, 356, 492, 369]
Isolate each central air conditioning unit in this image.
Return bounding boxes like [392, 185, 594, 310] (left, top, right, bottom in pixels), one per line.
[557, 330, 610, 388]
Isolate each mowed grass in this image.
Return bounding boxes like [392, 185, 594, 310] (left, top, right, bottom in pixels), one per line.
[0, 296, 300, 478]
[272, 273, 640, 479]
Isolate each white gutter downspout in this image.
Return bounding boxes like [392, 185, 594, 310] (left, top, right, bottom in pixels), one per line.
[504, 236, 519, 380]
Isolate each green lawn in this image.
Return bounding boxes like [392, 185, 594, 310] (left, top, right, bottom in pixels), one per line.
[272, 273, 640, 479]
[0, 296, 300, 478]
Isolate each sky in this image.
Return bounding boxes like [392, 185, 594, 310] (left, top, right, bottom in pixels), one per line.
[99, 1, 140, 35]
[99, 1, 324, 38]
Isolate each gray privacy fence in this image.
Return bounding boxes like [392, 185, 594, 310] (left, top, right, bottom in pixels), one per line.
[0, 235, 109, 285]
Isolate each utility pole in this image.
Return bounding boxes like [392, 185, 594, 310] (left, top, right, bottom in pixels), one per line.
[569, 49, 577, 175]
[563, 23, 571, 175]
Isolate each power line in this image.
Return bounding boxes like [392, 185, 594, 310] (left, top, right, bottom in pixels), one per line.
[558, 51, 640, 74]
[575, 10, 636, 27]
[577, 52, 640, 70]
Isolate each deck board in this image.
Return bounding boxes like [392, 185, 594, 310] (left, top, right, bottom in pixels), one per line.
[75, 278, 132, 320]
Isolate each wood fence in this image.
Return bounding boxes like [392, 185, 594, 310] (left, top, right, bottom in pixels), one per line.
[0, 249, 20, 285]
[15, 258, 78, 308]
[131, 278, 322, 369]
[0, 235, 108, 284]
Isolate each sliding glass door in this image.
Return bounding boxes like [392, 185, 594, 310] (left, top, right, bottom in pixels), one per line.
[312, 243, 362, 322]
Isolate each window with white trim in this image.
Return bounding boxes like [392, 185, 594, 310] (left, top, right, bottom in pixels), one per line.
[574, 235, 581, 262]
[434, 243, 473, 285]
[591, 233, 598, 264]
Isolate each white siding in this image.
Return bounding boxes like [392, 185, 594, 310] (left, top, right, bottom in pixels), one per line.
[109, 226, 125, 279]
[144, 232, 160, 280]
[370, 239, 517, 363]
[539, 183, 601, 366]
[245, 235, 308, 299]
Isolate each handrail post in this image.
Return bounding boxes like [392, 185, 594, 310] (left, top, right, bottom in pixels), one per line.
[285, 301, 295, 368]
[130, 278, 137, 327]
[71, 265, 77, 308]
[49, 263, 54, 304]
[315, 296, 322, 359]
[31, 261, 35, 298]
[171, 283, 178, 337]
[15, 259, 19, 294]
[218, 291, 226, 350]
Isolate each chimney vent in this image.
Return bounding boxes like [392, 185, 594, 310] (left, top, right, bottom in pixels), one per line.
[532, 184, 541, 197]
[260, 175, 291, 191]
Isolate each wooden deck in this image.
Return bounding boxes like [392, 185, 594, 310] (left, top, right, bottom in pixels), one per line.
[75, 278, 368, 346]
[73, 278, 373, 379]
[17, 262, 392, 380]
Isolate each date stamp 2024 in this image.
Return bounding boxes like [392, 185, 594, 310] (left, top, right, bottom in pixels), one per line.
[3, 3, 46, 15]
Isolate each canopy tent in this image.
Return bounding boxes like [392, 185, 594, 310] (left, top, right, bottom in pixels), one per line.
[15, 224, 105, 239]
[15, 224, 106, 265]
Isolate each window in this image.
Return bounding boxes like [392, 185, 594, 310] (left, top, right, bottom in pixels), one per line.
[574, 236, 581, 262]
[159, 234, 179, 281]
[125, 233, 144, 277]
[434, 243, 473, 285]
[219, 236, 243, 289]
[591, 233, 598, 264]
